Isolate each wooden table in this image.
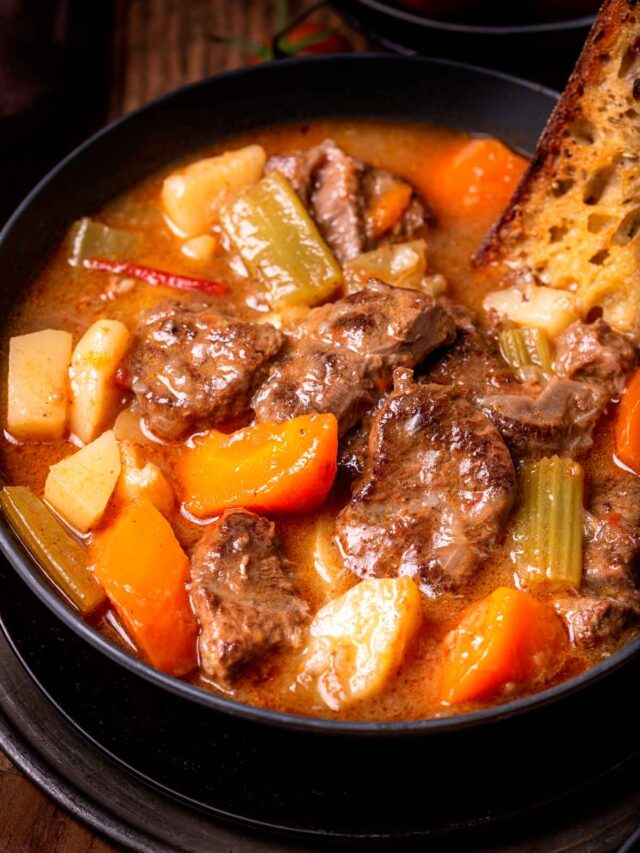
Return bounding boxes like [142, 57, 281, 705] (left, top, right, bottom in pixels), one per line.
[0, 2, 364, 850]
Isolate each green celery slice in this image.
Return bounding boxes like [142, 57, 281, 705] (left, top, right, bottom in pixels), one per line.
[514, 456, 584, 590]
[221, 171, 343, 307]
[499, 327, 553, 381]
[68, 217, 137, 268]
[0, 486, 106, 615]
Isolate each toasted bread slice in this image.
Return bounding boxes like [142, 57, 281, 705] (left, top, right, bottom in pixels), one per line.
[475, 0, 640, 340]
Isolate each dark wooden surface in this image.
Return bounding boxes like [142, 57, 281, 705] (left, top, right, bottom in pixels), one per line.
[0, 2, 362, 850]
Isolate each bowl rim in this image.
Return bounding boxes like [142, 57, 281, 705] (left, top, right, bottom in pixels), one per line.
[2, 52, 637, 737]
[350, 0, 596, 36]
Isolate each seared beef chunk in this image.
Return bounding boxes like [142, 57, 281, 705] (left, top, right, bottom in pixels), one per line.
[583, 464, 640, 601]
[477, 379, 606, 460]
[306, 140, 366, 263]
[336, 369, 516, 597]
[129, 300, 283, 439]
[338, 401, 385, 478]
[423, 300, 512, 398]
[553, 462, 640, 647]
[476, 319, 636, 461]
[190, 510, 308, 682]
[553, 597, 636, 648]
[253, 280, 455, 435]
[265, 139, 429, 263]
[254, 345, 368, 435]
[426, 304, 608, 459]
[555, 318, 636, 397]
[428, 312, 635, 464]
[362, 167, 430, 243]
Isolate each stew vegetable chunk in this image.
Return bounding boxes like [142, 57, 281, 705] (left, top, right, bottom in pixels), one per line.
[440, 587, 568, 705]
[91, 499, 197, 676]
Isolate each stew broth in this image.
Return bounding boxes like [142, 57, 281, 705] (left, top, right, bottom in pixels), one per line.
[1, 120, 633, 721]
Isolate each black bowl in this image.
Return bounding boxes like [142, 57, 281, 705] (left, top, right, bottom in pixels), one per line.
[339, 0, 595, 89]
[1, 54, 637, 839]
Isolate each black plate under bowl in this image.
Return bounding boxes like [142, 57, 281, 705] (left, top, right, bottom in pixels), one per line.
[1, 55, 639, 841]
[339, 0, 593, 88]
[2, 558, 640, 850]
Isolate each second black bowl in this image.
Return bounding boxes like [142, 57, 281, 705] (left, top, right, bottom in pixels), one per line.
[340, 0, 595, 89]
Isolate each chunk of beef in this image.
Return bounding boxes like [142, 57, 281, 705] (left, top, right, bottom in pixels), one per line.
[190, 510, 308, 682]
[583, 462, 640, 602]
[555, 318, 636, 397]
[129, 300, 283, 439]
[553, 596, 637, 648]
[266, 141, 365, 262]
[253, 345, 370, 434]
[253, 280, 455, 435]
[551, 461, 640, 651]
[308, 140, 366, 263]
[477, 318, 636, 462]
[265, 139, 430, 263]
[361, 167, 431, 243]
[336, 369, 516, 597]
[477, 379, 607, 460]
[338, 401, 384, 478]
[423, 300, 512, 398]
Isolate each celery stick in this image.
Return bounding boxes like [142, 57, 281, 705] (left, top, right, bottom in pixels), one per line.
[0, 486, 106, 614]
[222, 171, 343, 307]
[515, 456, 584, 589]
[68, 217, 137, 268]
[499, 327, 553, 381]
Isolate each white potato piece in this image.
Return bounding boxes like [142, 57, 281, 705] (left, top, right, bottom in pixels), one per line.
[7, 329, 73, 439]
[484, 283, 577, 338]
[162, 145, 266, 238]
[181, 234, 220, 263]
[115, 442, 174, 517]
[302, 576, 422, 710]
[44, 430, 121, 532]
[69, 319, 131, 445]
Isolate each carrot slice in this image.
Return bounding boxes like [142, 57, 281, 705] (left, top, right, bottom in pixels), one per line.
[366, 181, 413, 238]
[420, 138, 527, 218]
[440, 586, 567, 706]
[90, 499, 197, 676]
[180, 414, 338, 518]
[616, 368, 640, 473]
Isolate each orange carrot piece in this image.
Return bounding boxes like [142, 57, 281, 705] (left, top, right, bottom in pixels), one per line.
[180, 414, 338, 518]
[420, 138, 527, 219]
[440, 586, 567, 706]
[616, 368, 640, 473]
[90, 499, 197, 676]
[367, 181, 413, 238]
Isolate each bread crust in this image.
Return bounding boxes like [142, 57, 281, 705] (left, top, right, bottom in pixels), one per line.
[474, 0, 640, 267]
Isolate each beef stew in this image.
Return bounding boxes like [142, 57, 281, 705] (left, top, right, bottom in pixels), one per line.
[2, 119, 639, 722]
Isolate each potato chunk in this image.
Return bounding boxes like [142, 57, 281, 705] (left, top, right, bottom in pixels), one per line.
[181, 234, 220, 263]
[44, 430, 121, 532]
[7, 329, 72, 439]
[69, 319, 131, 445]
[115, 442, 174, 517]
[303, 577, 421, 710]
[484, 283, 577, 338]
[162, 145, 266, 238]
